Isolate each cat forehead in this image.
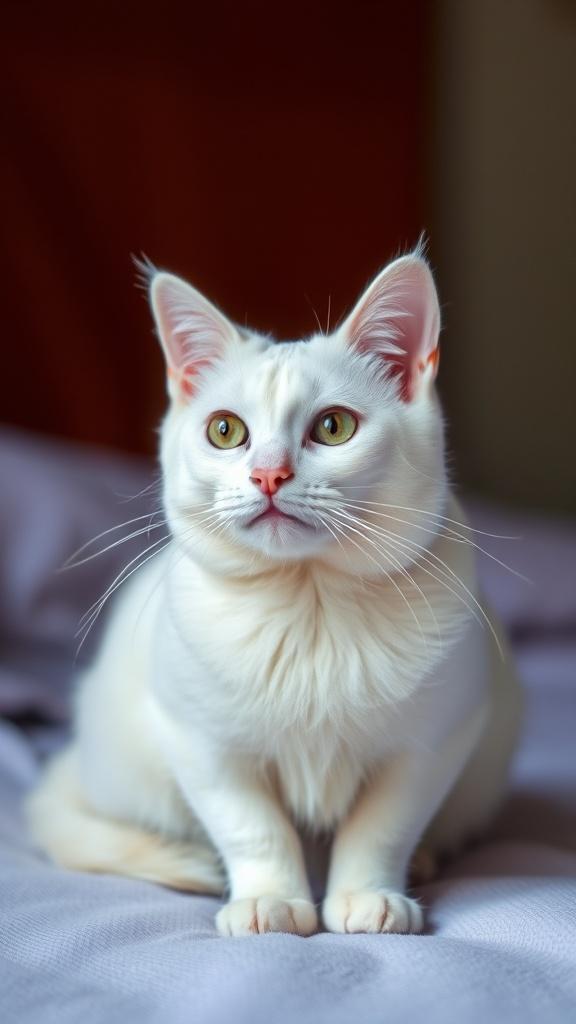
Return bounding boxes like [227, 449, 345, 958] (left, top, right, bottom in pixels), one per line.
[246, 335, 321, 401]
[190, 327, 397, 419]
[196, 331, 323, 403]
[197, 330, 380, 414]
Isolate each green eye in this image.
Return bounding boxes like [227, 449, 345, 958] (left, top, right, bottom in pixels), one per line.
[207, 413, 248, 449]
[311, 409, 358, 446]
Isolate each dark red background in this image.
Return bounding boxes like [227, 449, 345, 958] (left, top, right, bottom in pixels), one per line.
[1, 2, 429, 454]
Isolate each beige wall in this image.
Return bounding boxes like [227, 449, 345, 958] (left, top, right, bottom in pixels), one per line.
[432, 0, 576, 516]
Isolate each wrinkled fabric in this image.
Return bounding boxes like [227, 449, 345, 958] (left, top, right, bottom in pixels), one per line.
[0, 429, 575, 1024]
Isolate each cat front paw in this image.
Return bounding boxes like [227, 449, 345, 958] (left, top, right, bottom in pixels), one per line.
[323, 890, 424, 935]
[216, 896, 318, 937]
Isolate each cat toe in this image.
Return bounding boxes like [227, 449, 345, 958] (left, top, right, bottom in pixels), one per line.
[216, 896, 318, 937]
[323, 890, 424, 934]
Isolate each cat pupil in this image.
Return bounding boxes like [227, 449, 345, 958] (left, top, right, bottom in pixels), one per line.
[324, 416, 338, 435]
[218, 420, 229, 436]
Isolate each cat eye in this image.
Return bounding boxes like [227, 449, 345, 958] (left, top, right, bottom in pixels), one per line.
[310, 409, 358, 446]
[207, 413, 249, 450]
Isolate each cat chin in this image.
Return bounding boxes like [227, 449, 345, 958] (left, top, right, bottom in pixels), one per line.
[235, 516, 330, 561]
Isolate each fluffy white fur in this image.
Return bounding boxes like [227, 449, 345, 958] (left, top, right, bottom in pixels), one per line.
[27, 250, 521, 937]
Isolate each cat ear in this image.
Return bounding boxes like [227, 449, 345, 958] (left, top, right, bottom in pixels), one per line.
[149, 272, 237, 401]
[342, 252, 441, 401]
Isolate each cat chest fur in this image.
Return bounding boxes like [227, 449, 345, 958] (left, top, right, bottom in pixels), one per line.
[167, 562, 458, 780]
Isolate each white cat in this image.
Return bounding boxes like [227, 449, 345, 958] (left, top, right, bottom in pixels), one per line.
[27, 248, 521, 936]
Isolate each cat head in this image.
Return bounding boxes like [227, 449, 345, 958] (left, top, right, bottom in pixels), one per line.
[146, 247, 447, 576]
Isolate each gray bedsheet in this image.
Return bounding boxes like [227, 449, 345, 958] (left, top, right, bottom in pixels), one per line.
[1, 428, 575, 1024]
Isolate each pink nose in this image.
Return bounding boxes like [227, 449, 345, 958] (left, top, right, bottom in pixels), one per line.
[250, 465, 294, 496]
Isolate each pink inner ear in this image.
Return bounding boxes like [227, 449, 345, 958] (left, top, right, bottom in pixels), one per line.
[151, 272, 236, 400]
[347, 258, 440, 402]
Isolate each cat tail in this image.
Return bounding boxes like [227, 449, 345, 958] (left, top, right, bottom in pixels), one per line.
[25, 748, 225, 894]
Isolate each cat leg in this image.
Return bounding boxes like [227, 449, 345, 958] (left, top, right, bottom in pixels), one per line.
[323, 706, 486, 934]
[165, 749, 317, 937]
[26, 747, 225, 893]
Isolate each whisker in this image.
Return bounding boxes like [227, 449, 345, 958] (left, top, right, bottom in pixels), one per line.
[179, 502, 241, 520]
[62, 511, 167, 568]
[76, 507, 226, 631]
[77, 533, 171, 630]
[130, 540, 184, 644]
[335, 493, 520, 541]
[321, 513, 429, 649]
[329, 507, 442, 644]
[114, 477, 163, 504]
[63, 501, 236, 572]
[130, 515, 235, 641]
[76, 499, 243, 658]
[60, 521, 168, 571]
[315, 510, 363, 584]
[314, 498, 502, 654]
[315, 510, 377, 602]
[75, 535, 173, 656]
[316, 511, 348, 558]
[351, 516, 504, 656]
[390, 534, 503, 656]
[336, 500, 528, 581]
[303, 292, 324, 336]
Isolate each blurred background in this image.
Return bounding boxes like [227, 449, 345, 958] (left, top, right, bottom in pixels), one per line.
[2, 0, 575, 516]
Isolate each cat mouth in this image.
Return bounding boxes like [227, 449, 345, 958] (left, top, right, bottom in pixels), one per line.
[248, 503, 309, 528]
